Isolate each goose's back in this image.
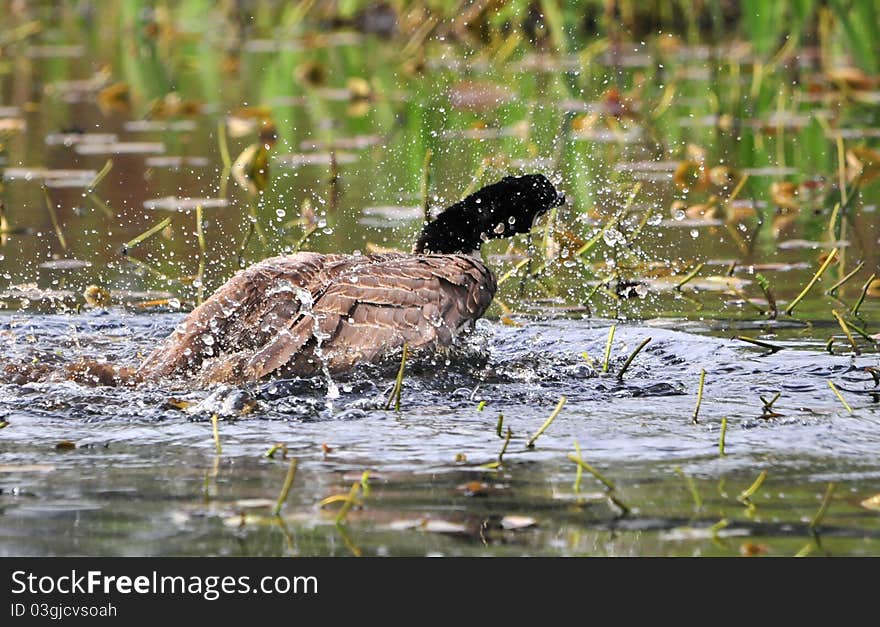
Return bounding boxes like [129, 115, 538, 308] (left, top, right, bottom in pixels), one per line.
[138, 252, 496, 383]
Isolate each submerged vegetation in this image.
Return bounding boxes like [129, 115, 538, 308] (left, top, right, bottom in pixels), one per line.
[1, 1, 880, 556]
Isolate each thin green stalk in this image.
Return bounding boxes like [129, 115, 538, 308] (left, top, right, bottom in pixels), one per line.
[195, 204, 206, 306]
[526, 396, 566, 449]
[497, 427, 512, 465]
[87, 159, 113, 191]
[735, 336, 783, 353]
[827, 381, 853, 413]
[826, 261, 864, 295]
[122, 217, 171, 254]
[784, 248, 838, 315]
[719, 417, 728, 457]
[272, 458, 298, 516]
[218, 120, 232, 198]
[737, 470, 768, 504]
[566, 453, 616, 490]
[495, 413, 504, 438]
[810, 483, 836, 530]
[674, 466, 702, 511]
[851, 272, 875, 316]
[675, 262, 705, 291]
[88, 192, 115, 218]
[692, 369, 706, 424]
[602, 324, 616, 373]
[335, 481, 361, 524]
[420, 148, 432, 223]
[831, 309, 859, 354]
[617, 337, 651, 380]
[291, 223, 318, 253]
[42, 186, 67, 251]
[384, 343, 409, 411]
[573, 440, 583, 493]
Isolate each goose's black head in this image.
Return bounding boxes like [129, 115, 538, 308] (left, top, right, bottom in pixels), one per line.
[413, 174, 565, 254]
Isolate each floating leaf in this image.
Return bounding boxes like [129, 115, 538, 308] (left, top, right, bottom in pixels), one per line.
[860, 494, 880, 511]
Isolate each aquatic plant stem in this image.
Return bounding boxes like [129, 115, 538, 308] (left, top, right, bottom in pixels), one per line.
[675, 262, 705, 291]
[420, 148, 432, 223]
[41, 186, 67, 251]
[335, 481, 361, 524]
[692, 369, 706, 424]
[384, 343, 408, 411]
[737, 470, 767, 505]
[674, 466, 702, 511]
[735, 336, 783, 352]
[87, 159, 113, 191]
[526, 396, 566, 449]
[195, 204, 206, 306]
[617, 337, 651, 380]
[719, 417, 728, 457]
[825, 261, 864, 295]
[218, 120, 232, 198]
[272, 458, 298, 516]
[602, 324, 616, 373]
[122, 217, 171, 254]
[784, 248, 838, 315]
[831, 309, 859, 354]
[827, 381, 853, 413]
[851, 273, 875, 316]
[566, 453, 615, 490]
[810, 483, 836, 530]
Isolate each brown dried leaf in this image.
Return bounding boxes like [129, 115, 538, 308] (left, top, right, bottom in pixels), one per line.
[457, 481, 491, 497]
[674, 160, 704, 190]
[770, 181, 800, 210]
[96, 82, 130, 115]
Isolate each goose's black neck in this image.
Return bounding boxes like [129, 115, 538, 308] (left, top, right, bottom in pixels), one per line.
[413, 174, 564, 255]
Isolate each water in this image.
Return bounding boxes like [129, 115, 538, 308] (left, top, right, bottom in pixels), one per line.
[2, 312, 879, 556]
[2, 3, 880, 556]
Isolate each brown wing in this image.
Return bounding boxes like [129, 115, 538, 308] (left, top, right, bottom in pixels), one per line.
[138, 252, 347, 380]
[139, 253, 495, 383]
[266, 254, 496, 376]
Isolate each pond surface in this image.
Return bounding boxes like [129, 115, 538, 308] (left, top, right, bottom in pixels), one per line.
[1, 3, 879, 556]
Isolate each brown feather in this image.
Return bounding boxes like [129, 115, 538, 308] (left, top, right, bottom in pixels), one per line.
[138, 252, 496, 383]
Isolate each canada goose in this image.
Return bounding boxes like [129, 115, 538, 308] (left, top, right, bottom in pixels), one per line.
[138, 174, 565, 384]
